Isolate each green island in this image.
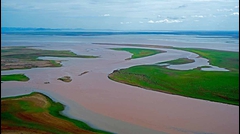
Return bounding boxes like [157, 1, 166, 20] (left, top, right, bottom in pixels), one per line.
[79, 71, 89, 76]
[58, 76, 72, 82]
[1, 46, 98, 70]
[175, 48, 239, 72]
[110, 48, 165, 59]
[1, 92, 112, 134]
[159, 58, 195, 65]
[1, 74, 29, 82]
[109, 48, 239, 105]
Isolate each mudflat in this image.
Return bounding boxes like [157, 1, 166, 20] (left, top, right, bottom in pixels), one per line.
[1, 46, 97, 70]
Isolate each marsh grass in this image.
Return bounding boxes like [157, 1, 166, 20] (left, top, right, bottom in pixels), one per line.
[1, 74, 29, 81]
[111, 48, 165, 59]
[1, 92, 113, 134]
[109, 48, 239, 105]
[158, 58, 195, 65]
[1, 46, 98, 70]
[175, 48, 239, 72]
[57, 76, 72, 82]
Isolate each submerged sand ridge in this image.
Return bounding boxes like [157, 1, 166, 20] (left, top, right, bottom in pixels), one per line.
[1, 44, 239, 134]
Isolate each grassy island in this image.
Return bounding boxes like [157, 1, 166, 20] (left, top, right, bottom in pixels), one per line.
[109, 48, 239, 105]
[1, 74, 29, 82]
[159, 58, 195, 65]
[1, 46, 98, 70]
[1, 92, 112, 134]
[111, 48, 165, 59]
[57, 76, 72, 82]
[175, 48, 239, 72]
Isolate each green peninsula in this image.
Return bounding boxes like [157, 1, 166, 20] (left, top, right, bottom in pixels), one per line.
[1, 46, 98, 70]
[1, 92, 112, 134]
[111, 48, 165, 59]
[109, 48, 239, 105]
[1, 74, 29, 82]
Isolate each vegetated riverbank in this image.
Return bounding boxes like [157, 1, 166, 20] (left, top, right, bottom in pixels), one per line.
[1, 92, 113, 134]
[1, 46, 98, 70]
[1, 74, 29, 82]
[109, 48, 239, 105]
[58, 76, 72, 82]
[158, 58, 195, 65]
[110, 48, 165, 59]
[175, 48, 239, 72]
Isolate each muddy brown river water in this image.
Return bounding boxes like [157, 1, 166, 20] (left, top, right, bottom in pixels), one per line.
[1, 44, 239, 134]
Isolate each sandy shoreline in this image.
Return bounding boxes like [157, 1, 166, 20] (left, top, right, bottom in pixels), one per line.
[1, 44, 239, 134]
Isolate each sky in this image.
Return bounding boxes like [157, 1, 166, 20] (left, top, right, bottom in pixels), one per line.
[1, 0, 239, 31]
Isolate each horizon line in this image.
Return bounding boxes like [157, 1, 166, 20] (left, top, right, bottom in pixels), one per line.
[1, 27, 239, 32]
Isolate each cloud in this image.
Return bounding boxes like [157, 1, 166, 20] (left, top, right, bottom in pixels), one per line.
[231, 12, 239, 15]
[120, 21, 132, 24]
[177, 4, 187, 9]
[103, 14, 110, 16]
[148, 19, 183, 23]
[159, 19, 183, 23]
[191, 0, 227, 1]
[2, 0, 239, 30]
[191, 15, 204, 18]
[208, 14, 216, 17]
[148, 20, 155, 23]
[181, 16, 186, 19]
[217, 8, 233, 12]
[167, 16, 186, 20]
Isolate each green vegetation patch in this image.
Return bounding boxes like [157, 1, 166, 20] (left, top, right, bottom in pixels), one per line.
[175, 48, 239, 72]
[109, 65, 239, 105]
[1, 46, 98, 59]
[109, 48, 239, 105]
[1, 74, 29, 82]
[1, 46, 98, 70]
[111, 48, 165, 59]
[57, 76, 72, 82]
[159, 58, 195, 65]
[79, 71, 89, 76]
[1, 92, 113, 134]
